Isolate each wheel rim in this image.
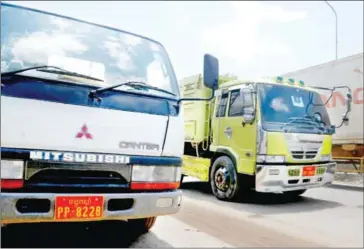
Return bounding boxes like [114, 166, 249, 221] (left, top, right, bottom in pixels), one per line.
[213, 165, 237, 194]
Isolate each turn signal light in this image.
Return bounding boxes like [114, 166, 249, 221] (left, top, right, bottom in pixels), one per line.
[131, 182, 180, 190]
[1, 179, 24, 189]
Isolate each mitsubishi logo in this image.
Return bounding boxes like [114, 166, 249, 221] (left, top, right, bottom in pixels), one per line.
[75, 124, 93, 139]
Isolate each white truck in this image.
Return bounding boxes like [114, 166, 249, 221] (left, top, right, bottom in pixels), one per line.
[0, 3, 218, 234]
[283, 53, 363, 170]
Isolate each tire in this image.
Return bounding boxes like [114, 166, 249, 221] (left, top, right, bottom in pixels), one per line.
[209, 156, 241, 201]
[128, 216, 157, 236]
[179, 174, 185, 188]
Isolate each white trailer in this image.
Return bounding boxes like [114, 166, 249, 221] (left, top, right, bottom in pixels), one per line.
[282, 53, 363, 171]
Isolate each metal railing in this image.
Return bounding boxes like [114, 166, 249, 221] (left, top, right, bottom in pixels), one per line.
[333, 157, 364, 174]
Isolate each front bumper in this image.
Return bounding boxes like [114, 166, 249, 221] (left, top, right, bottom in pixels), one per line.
[255, 162, 336, 193]
[0, 190, 182, 225]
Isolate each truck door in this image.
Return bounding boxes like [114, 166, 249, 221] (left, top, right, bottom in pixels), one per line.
[217, 87, 257, 175]
[212, 91, 229, 146]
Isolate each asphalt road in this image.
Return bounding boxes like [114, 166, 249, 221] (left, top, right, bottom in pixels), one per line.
[2, 177, 363, 248]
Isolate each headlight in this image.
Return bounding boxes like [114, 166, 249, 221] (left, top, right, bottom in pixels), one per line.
[131, 165, 181, 190]
[1, 160, 24, 179]
[320, 154, 332, 161]
[132, 165, 181, 182]
[257, 155, 285, 163]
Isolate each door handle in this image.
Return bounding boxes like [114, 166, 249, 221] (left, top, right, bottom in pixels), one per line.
[224, 127, 232, 139]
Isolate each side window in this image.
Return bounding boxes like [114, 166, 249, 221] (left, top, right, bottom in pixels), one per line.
[216, 92, 229, 117]
[214, 95, 221, 117]
[228, 89, 244, 116]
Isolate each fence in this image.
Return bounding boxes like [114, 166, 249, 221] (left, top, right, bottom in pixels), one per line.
[333, 157, 364, 174]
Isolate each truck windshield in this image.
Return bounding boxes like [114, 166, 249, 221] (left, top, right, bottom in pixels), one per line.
[257, 83, 332, 134]
[1, 3, 179, 98]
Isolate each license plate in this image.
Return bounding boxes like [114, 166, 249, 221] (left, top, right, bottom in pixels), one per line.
[302, 166, 316, 176]
[54, 196, 104, 221]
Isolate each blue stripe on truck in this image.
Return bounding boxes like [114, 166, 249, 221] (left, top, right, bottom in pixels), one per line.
[1, 147, 182, 166]
[1, 76, 179, 116]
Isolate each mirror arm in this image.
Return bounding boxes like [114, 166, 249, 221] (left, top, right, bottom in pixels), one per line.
[177, 88, 215, 105]
[335, 105, 351, 129]
[310, 85, 351, 92]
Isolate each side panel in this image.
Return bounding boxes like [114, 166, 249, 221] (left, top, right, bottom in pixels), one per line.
[182, 155, 211, 182]
[179, 74, 213, 144]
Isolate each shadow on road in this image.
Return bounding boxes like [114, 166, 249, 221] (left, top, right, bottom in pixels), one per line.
[326, 184, 364, 192]
[1, 220, 170, 248]
[180, 181, 344, 216]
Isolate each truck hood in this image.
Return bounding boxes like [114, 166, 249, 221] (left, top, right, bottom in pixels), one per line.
[1, 96, 169, 157]
[258, 131, 333, 163]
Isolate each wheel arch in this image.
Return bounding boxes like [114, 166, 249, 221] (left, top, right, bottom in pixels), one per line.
[209, 149, 238, 182]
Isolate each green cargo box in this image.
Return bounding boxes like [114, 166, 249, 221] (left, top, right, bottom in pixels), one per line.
[179, 74, 214, 144]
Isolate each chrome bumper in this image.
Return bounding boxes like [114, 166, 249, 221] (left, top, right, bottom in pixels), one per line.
[0, 190, 182, 224]
[255, 162, 336, 193]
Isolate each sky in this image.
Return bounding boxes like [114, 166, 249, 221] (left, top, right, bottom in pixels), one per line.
[4, 1, 363, 81]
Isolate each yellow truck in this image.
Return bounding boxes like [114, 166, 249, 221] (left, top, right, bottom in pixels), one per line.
[179, 74, 353, 200]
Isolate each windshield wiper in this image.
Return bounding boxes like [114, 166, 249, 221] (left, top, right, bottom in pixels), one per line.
[1, 65, 103, 82]
[287, 116, 318, 126]
[89, 81, 176, 98]
[281, 117, 326, 132]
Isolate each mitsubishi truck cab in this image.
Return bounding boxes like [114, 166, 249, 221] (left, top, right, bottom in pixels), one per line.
[0, 3, 218, 234]
[179, 75, 352, 201]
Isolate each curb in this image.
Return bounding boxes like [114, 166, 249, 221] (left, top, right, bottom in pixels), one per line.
[329, 181, 364, 191]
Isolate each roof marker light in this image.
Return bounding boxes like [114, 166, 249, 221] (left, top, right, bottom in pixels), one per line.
[276, 76, 284, 83]
[298, 80, 305, 86]
[288, 78, 295, 84]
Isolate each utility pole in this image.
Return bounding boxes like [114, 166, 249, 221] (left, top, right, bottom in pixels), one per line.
[324, 1, 338, 60]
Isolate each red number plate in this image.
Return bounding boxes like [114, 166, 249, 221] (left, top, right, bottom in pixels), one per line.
[54, 196, 104, 221]
[302, 166, 316, 177]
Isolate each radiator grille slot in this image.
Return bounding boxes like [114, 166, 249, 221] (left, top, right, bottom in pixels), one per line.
[25, 160, 131, 193]
[291, 150, 318, 160]
[27, 169, 128, 185]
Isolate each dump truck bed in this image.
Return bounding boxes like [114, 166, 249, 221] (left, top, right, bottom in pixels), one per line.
[179, 74, 213, 144]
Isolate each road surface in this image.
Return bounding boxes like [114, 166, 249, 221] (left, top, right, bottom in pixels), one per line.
[2, 177, 363, 248]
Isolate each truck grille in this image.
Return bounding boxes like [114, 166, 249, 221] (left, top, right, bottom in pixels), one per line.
[290, 150, 318, 160]
[28, 169, 128, 185]
[25, 161, 131, 193]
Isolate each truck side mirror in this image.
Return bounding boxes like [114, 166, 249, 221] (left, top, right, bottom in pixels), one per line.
[203, 54, 219, 90]
[177, 53, 219, 106]
[240, 88, 255, 125]
[242, 107, 255, 124]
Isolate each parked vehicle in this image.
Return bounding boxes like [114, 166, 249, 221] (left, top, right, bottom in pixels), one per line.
[179, 73, 352, 201]
[0, 2, 218, 234]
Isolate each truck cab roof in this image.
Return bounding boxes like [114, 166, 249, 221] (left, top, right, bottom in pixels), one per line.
[219, 78, 320, 94]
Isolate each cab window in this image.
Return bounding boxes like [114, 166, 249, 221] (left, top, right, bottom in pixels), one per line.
[216, 92, 229, 117]
[228, 89, 244, 117]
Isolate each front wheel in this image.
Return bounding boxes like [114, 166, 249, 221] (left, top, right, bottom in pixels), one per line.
[179, 174, 185, 188]
[128, 216, 157, 236]
[210, 156, 241, 201]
